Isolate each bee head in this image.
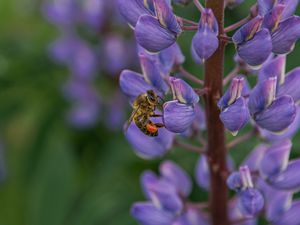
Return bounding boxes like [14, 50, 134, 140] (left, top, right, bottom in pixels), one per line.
[146, 90, 157, 105]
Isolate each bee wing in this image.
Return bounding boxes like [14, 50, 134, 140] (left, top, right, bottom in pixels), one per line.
[124, 106, 140, 133]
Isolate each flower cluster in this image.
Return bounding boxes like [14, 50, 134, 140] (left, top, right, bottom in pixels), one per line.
[116, 0, 300, 225]
[43, 0, 136, 129]
[131, 160, 209, 225]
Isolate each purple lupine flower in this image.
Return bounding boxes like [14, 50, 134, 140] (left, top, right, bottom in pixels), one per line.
[233, 16, 272, 67]
[228, 166, 264, 217]
[173, 207, 209, 225]
[267, 159, 300, 191]
[260, 106, 300, 141]
[256, 178, 292, 222]
[258, 0, 299, 19]
[218, 76, 250, 135]
[163, 77, 199, 133]
[81, 0, 106, 29]
[119, 0, 181, 52]
[259, 139, 291, 180]
[192, 8, 219, 62]
[258, 54, 286, 85]
[278, 67, 300, 102]
[42, 0, 78, 26]
[249, 77, 296, 132]
[125, 121, 174, 159]
[273, 200, 300, 225]
[241, 144, 268, 171]
[132, 161, 193, 224]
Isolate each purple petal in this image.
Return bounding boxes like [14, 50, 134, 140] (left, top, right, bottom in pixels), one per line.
[163, 100, 196, 133]
[262, 4, 285, 32]
[254, 95, 296, 132]
[278, 67, 300, 102]
[117, 0, 153, 27]
[248, 77, 277, 115]
[131, 202, 175, 225]
[233, 16, 263, 44]
[269, 159, 300, 191]
[148, 179, 183, 213]
[220, 97, 250, 134]
[273, 200, 300, 225]
[125, 123, 174, 159]
[169, 77, 199, 104]
[218, 76, 247, 110]
[159, 160, 192, 197]
[266, 190, 292, 221]
[153, 0, 181, 34]
[258, 55, 286, 85]
[260, 106, 300, 141]
[159, 43, 185, 73]
[279, 0, 300, 19]
[173, 207, 209, 225]
[241, 144, 268, 171]
[257, 0, 276, 15]
[140, 54, 169, 93]
[227, 172, 243, 191]
[238, 188, 264, 217]
[272, 16, 300, 54]
[135, 15, 177, 53]
[199, 8, 218, 34]
[195, 155, 210, 191]
[237, 28, 272, 67]
[259, 139, 291, 179]
[119, 70, 153, 102]
[192, 28, 219, 61]
[141, 171, 159, 199]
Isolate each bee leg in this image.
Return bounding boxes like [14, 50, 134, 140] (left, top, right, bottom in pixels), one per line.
[150, 114, 162, 117]
[154, 123, 165, 128]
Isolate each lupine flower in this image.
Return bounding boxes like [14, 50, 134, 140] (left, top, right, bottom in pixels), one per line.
[163, 78, 199, 133]
[259, 139, 291, 180]
[81, 0, 106, 29]
[248, 76, 296, 132]
[228, 166, 264, 217]
[132, 161, 192, 224]
[233, 16, 272, 67]
[218, 76, 250, 135]
[192, 8, 219, 62]
[119, 0, 181, 52]
[258, 0, 299, 19]
[273, 200, 300, 225]
[278, 67, 300, 102]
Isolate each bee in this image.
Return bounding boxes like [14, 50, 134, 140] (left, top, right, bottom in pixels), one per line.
[124, 90, 164, 137]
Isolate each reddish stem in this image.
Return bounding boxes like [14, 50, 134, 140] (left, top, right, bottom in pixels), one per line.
[224, 16, 251, 33]
[204, 0, 229, 225]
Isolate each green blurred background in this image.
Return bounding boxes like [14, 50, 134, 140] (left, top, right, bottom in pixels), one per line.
[0, 1, 299, 225]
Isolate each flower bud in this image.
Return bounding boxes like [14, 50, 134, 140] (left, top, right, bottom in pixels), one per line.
[259, 139, 291, 179]
[169, 77, 199, 104]
[241, 144, 268, 171]
[163, 100, 196, 133]
[141, 171, 159, 199]
[192, 8, 219, 62]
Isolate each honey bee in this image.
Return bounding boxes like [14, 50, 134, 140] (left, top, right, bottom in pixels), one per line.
[124, 90, 164, 137]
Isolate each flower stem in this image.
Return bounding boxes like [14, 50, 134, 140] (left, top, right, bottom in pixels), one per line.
[224, 16, 251, 33]
[204, 0, 229, 225]
[193, 0, 205, 13]
[174, 139, 206, 154]
[223, 66, 239, 86]
[226, 129, 257, 149]
[178, 66, 204, 85]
